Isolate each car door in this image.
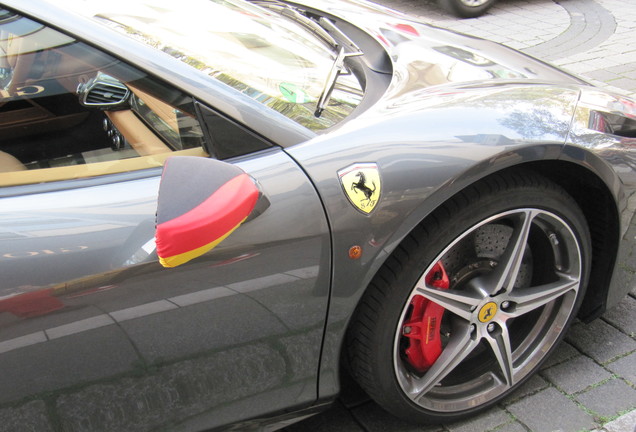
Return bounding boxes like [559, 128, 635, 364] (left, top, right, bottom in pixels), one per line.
[0, 10, 330, 431]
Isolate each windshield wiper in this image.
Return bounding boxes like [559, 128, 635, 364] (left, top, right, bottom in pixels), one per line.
[315, 18, 363, 117]
[251, 1, 339, 49]
[277, 6, 339, 50]
[255, 2, 363, 117]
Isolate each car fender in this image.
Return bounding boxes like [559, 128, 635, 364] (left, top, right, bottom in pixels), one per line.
[285, 82, 627, 397]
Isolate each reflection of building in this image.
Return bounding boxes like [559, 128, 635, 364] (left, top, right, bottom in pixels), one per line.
[456, 134, 515, 146]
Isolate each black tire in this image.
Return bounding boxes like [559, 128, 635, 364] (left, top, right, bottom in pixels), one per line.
[438, 0, 497, 18]
[346, 171, 591, 424]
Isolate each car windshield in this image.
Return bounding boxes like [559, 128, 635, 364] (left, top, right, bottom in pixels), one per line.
[69, 0, 364, 131]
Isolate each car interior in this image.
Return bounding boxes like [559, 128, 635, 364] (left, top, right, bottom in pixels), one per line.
[0, 10, 206, 187]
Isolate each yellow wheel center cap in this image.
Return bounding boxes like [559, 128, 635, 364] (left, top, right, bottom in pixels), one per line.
[478, 302, 498, 323]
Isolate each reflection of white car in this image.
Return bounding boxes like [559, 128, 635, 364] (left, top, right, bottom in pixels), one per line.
[438, 0, 497, 17]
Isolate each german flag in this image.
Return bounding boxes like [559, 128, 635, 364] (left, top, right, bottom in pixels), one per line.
[155, 156, 259, 268]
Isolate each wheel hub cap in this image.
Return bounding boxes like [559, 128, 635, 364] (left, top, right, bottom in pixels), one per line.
[478, 302, 498, 323]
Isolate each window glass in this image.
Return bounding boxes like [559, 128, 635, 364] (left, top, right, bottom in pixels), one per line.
[197, 103, 272, 160]
[0, 9, 206, 187]
[78, 0, 364, 131]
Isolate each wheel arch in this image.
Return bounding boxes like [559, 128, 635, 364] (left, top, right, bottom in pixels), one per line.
[341, 163, 602, 422]
[312, 134, 623, 399]
[344, 156, 619, 352]
[520, 159, 620, 321]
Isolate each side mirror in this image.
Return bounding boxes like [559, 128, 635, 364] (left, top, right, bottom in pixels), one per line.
[155, 156, 260, 268]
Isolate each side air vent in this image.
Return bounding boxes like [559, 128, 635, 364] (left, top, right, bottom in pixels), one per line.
[78, 73, 130, 109]
[85, 82, 128, 104]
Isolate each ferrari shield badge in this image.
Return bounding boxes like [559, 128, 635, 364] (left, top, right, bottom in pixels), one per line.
[338, 163, 381, 214]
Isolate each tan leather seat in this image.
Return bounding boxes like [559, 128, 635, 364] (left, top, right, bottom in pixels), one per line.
[0, 150, 26, 172]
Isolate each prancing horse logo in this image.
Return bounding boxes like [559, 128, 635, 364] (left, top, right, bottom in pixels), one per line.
[478, 302, 498, 323]
[338, 163, 382, 214]
[351, 171, 377, 204]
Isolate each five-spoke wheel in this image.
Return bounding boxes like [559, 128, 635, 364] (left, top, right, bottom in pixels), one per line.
[347, 172, 590, 423]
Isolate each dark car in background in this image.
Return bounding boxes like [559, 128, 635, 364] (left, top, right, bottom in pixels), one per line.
[1, 0, 635, 430]
[439, 0, 497, 17]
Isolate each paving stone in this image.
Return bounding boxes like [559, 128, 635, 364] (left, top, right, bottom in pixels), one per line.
[607, 351, 636, 386]
[609, 78, 636, 91]
[562, 50, 608, 63]
[494, 422, 528, 432]
[602, 410, 636, 432]
[562, 62, 600, 74]
[507, 387, 596, 432]
[575, 379, 636, 419]
[381, 0, 569, 52]
[586, 79, 610, 90]
[445, 406, 511, 432]
[456, 0, 636, 95]
[541, 341, 580, 370]
[566, 319, 636, 363]
[0, 400, 55, 432]
[506, 41, 528, 50]
[528, 0, 615, 60]
[541, 355, 612, 394]
[604, 53, 636, 64]
[506, 374, 549, 403]
[587, 58, 623, 69]
[351, 402, 442, 432]
[608, 62, 636, 77]
[585, 69, 622, 81]
[603, 296, 636, 337]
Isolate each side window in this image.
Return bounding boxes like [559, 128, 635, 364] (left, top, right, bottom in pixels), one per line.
[0, 10, 206, 187]
[197, 103, 273, 160]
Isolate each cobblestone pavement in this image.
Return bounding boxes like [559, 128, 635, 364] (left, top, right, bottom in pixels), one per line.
[378, 0, 636, 98]
[288, 1, 636, 431]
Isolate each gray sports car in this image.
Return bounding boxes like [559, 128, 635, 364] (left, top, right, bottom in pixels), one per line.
[0, 0, 634, 430]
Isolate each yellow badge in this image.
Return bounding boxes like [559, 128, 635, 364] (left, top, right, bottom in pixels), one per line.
[478, 302, 498, 323]
[338, 163, 381, 214]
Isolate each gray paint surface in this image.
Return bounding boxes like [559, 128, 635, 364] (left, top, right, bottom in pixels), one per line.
[0, 0, 634, 430]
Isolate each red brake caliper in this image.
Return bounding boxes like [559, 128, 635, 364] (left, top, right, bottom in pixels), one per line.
[402, 261, 450, 372]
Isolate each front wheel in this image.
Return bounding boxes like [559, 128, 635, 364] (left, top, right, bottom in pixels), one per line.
[438, 0, 497, 18]
[347, 172, 590, 423]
